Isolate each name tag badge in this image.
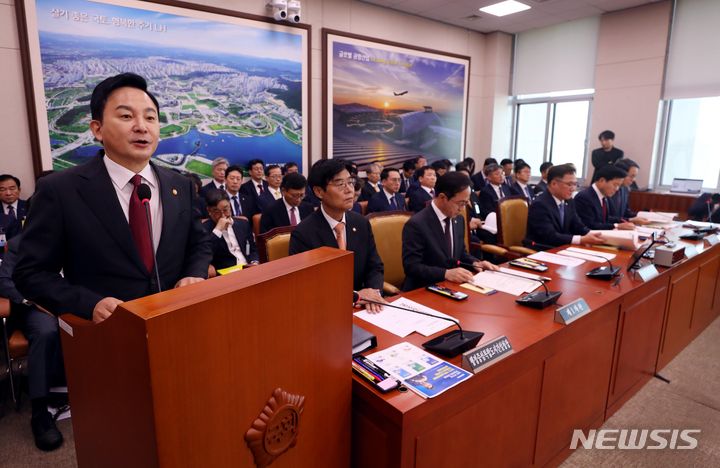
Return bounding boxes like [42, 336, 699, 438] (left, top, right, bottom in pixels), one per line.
[461, 336, 513, 374]
[706, 234, 720, 246]
[636, 264, 659, 282]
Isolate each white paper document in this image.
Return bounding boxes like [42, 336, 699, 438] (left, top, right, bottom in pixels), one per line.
[589, 230, 641, 250]
[473, 270, 540, 296]
[637, 211, 678, 223]
[481, 212, 498, 234]
[354, 297, 455, 338]
[558, 247, 616, 263]
[498, 267, 550, 282]
[684, 220, 718, 229]
[636, 226, 666, 238]
[528, 251, 585, 267]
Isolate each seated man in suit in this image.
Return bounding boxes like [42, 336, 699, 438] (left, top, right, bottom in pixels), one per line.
[198, 157, 229, 201]
[524, 164, 605, 249]
[500, 158, 514, 186]
[204, 191, 258, 275]
[612, 159, 650, 225]
[258, 164, 283, 212]
[359, 163, 383, 202]
[240, 158, 269, 204]
[534, 162, 553, 195]
[478, 163, 513, 219]
[575, 165, 636, 231]
[260, 173, 313, 233]
[402, 172, 497, 291]
[510, 161, 536, 203]
[470, 157, 496, 191]
[408, 166, 436, 213]
[0, 174, 27, 242]
[400, 159, 415, 194]
[223, 165, 258, 218]
[688, 192, 720, 223]
[289, 160, 385, 312]
[367, 168, 406, 213]
[431, 159, 451, 177]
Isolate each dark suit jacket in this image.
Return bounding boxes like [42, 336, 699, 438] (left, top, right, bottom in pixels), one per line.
[13, 156, 212, 320]
[257, 189, 281, 213]
[367, 191, 406, 213]
[359, 181, 382, 202]
[260, 198, 313, 233]
[408, 187, 433, 213]
[574, 186, 621, 230]
[289, 209, 384, 291]
[199, 180, 223, 200]
[240, 179, 269, 204]
[524, 191, 589, 249]
[534, 180, 548, 195]
[203, 217, 258, 269]
[0, 199, 27, 241]
[610, 185, 636, 220]
[402, 205, 476, 291]
[225, 191, 258, 218]
[478, 183, 513, 219]
[471, 172, 486, 191]
[688, 193, 720, 223]
[510, 182, 536, 203]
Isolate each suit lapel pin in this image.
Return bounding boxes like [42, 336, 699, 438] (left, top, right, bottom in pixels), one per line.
[172, 188, 178, 196]
[352, 227, 357, 232]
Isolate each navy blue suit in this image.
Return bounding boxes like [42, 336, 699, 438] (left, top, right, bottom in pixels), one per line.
[478, 183, 513, 219]
[260, 198, 313, 233]
[534, 180, 548, 195]
[0, 199, 27, 241]
[367, 190, 406, 213]
[402, 205, 477, 291]
[408, 187, 433, 213]
[240, 179, 269, 207]
[257, 189, 281, 213]
[359, 181, 382, 202]
[203, 217, 258, 269]
[13, 156, 212, 320]
[510, 182, 536, 203]
[225, 191, 258, 219]
[574, 187, 620, 230]
[524, 191, 589, 249]
[471, 172, 486, 191]
[199, 180, 223, 200]
[610, 185, 635, 220]
[289, 209, 384, 291]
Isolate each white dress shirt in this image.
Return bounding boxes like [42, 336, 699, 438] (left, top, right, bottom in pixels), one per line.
[212, 221, 247, 265]
[2, 201, 18, 216]
[103, 155, 162, 252]
[321, 204, 346, 243]
[430, 200, 453, 255]
[283, 198, 302, 223]
[551, 194, 581, 245]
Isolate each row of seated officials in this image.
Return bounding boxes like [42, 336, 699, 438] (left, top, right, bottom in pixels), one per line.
[2, 154, 719, 453]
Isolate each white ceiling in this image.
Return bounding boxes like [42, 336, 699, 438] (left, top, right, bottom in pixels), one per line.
[360, 0, 662, 34]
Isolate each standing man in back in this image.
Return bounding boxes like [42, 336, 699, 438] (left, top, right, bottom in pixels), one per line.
[591, 130, 624, 182]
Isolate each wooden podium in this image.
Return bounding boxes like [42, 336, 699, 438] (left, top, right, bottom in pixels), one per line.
[58, 247, 353, 467]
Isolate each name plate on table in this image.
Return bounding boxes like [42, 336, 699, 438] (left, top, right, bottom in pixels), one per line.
[684, 244, 699, 259]
[461, 335, 513, 374]
[707, 234, 720, 246]
[554, 298, 591, 325]
[636, 264, 659, 282]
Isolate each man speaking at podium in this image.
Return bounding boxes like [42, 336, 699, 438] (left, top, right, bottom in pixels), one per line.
[14, 73, 212, 324]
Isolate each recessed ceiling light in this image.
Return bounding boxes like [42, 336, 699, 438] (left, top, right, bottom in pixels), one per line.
[480, 0, 531, 17]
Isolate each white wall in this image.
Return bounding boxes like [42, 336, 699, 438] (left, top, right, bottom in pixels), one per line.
[0, 0, 513, 194]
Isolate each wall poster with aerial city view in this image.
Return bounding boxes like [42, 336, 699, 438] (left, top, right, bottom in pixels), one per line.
[19, 0, 309, 177]
[324, 30, 469, 168]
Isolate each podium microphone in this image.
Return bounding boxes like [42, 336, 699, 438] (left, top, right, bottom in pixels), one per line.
[455, 261, 561, 309]
[581, 250, 621, 280]
[137, 183, 162, 293]
[352, 292, 483, 357]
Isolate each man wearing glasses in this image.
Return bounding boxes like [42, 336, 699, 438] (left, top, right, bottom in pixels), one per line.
[289, 160, 385, 312]
[524, 163, 605, 249]
[402, 172, 498, 291]
[260, 172, 313, 233]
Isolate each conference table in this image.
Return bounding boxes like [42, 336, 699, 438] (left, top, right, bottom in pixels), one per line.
[351, 226, 720, 467]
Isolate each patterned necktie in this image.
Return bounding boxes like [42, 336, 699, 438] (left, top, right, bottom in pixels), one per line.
[257, 183, 264, 194]
[7, 205, 16, 221]
[334, 222, 346, 250]
[232, 195, 241, 216]
[525, 186, 532, 200]
[444, 217, 453, 257]
[289, 207, 298, 226]
[129, 175, 154, 274]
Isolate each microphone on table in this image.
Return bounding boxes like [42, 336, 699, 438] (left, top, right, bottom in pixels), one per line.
[580, 250, 621, 280]
[455, 260, 562, 309]
[137, 183, 162, 293]
[529, 240, 556, 251]
[707, 198, 713, 222]
[352, 291, 483, 357]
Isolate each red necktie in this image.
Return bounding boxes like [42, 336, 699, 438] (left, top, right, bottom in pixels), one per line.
[257, 183, 264, 194]
[602, 197, 608, 222]
[289, 207, 298, 226]
[129, 175, 154, 274]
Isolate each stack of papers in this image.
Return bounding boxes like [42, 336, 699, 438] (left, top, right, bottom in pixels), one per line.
[636, 226, 665, 238]
[473, 270, 540, 296]
[368, 342, 472, 398]
[528, 251, 586, 267]
[354, 297, 455, 338]
[558, 247, 617, 263]
[589, 230, 642, 250]
[684, 220, 718, 229]
[637, 211, 678, 223]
